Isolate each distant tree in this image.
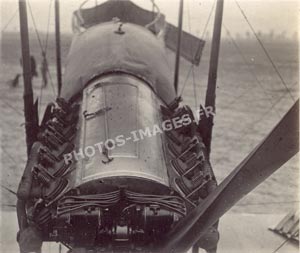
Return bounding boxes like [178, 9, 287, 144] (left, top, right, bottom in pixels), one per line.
[269, 29, 274, 40]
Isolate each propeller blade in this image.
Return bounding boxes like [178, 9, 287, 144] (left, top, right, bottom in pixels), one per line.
[158, 99, 299, 253]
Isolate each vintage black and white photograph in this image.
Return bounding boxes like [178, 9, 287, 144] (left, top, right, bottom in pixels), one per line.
[0, 0, 299, 252]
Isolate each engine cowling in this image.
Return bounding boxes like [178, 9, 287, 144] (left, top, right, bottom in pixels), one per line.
[17, 73, 218, 252]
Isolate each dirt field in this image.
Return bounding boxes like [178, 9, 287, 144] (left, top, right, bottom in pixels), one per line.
[0, 31, 298, 214]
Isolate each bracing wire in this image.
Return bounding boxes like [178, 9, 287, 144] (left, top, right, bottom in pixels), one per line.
[1, 8, 18, 33]
[38, 0, 54, 115]
[27, 0, 56, 97]
[222, 23, 282, 119]
[0, 98, 23, 116]
[27, 1, 44, 51]
[220, 84, 253, 111]
[2, 3, 55, 120]
[204, 0, 299, 175]
[271, 238, 292, 253]
[1, 184, 17, 196]
[213, 90, 291, 169]
[186, 0, 198, 111]
[44, 0, 53, 54]
[44, 0, 56, 97]
[199, 0, 217, 40]
[1, 98, 28, 166]
[240, 91, 289, 138]
[214, 1, 300, 163]
[234, 0, 295, 102]
[179, 0, 217, 97]
[1, 145, 19, 165]
[199, 1, 297, 170]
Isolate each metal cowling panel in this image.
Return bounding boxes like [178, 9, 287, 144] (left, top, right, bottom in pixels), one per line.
[72, 74, 170, 192]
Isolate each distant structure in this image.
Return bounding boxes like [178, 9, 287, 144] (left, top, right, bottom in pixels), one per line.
[10, 55, 38, 87]
[268, 29, 274, 40]
[10, 74, 21, 87]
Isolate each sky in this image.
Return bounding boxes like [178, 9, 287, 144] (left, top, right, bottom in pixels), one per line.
[0, 0, 299, 39]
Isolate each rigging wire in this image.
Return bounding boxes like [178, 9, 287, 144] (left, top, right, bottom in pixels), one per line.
[246, 93, 286, 131]
[27, 0, 56, 97]
[1, 8, 18, 33]
[200, 0, 217, 40]
[239, 93, 289, 139]
[0, 98, 23, 116]
[208, 2, 298, 174]
[221, 24, 281, 119]
[44, 0, 53, 54]
[271, 237, 292, 253]
[234, 0, 295, 102]
[38, 0, 54, 115]
[186, 0, 198, 111]
[179, 0, 217, 97]
[2, 3, 55, 119]
[213, 90, 291, 169]
[220, 84, 253, 111]
[1, 145, 19, 165]
[27, 1, 44, 52]
[239, 80, 298, 141]
[1, 184, 17, 196]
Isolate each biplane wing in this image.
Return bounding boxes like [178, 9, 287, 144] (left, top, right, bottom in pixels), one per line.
[73, 0, 205, 65]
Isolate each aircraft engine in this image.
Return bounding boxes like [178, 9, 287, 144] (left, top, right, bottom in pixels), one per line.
[17, 21, 218, 253]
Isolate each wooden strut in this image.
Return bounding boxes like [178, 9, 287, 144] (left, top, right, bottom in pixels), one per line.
[174, 0, 184, 94]
[18, 0, 38, 156]
[55, 0, 62, 96]
[199, 0, 224, 157]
